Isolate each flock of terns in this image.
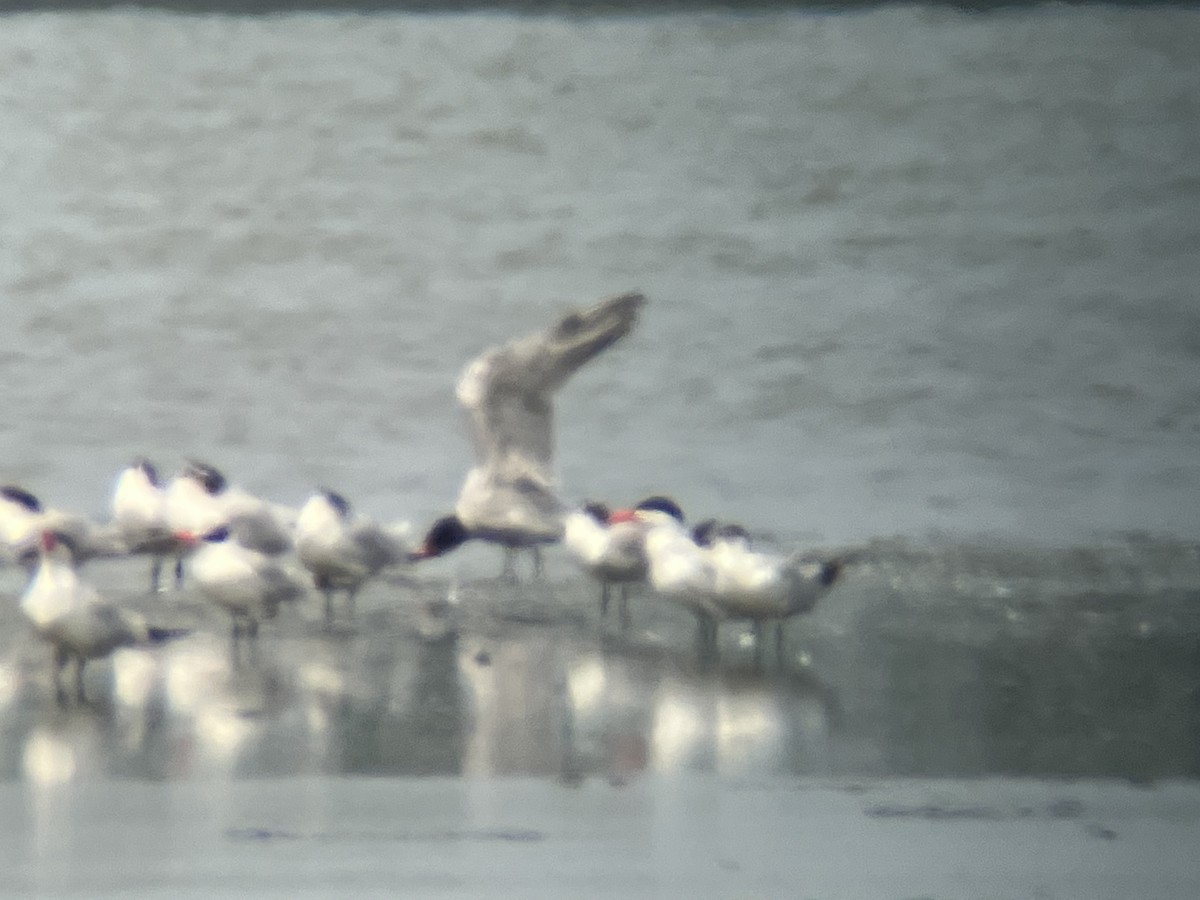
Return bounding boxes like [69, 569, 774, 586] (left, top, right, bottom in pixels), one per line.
[2, 292, 846, 705]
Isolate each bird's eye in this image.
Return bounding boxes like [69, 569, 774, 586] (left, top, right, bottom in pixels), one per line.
[558, 314, 584, 336]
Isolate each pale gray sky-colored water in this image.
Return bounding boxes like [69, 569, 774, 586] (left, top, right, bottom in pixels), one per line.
[1, 7, 1198, 549]
[0, 11, 1198, 893]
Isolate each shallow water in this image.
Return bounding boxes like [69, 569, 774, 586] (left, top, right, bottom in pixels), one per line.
[1, 6, 1198, 547]
[2, 533, 1198, 783]
[1, 5, 1199, 894]
[2, 557, 1199, 894]
[4, 775, 1200, 898]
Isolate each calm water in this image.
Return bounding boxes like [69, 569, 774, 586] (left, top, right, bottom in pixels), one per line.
[2, 6, 1198, 547]
[1, 10, 1199, 888]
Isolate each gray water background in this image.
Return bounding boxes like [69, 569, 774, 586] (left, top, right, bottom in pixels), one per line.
[1, 1, 1200, 796]
[2, 6, 1198, 549]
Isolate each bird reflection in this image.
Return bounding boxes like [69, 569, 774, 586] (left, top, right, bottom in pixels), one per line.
[646, 668, 836, 777]
[0, 572, 840, 785]
[458, 628, 571, 777]
[327, 624, 466, 775]
[565, 649, 656, 782]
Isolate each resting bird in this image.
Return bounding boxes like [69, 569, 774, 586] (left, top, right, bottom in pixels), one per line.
[3, 485, 126, 571]
[110, 458, 192, 593]
[21, 530, 189, 705]
[606, 496, 728, 657]
[637, 508, 843, 666]
[164, 460, 295, 586]
[188, 525, 307, 657]
[412, 291, 646, 578]
[564, 495, 684, 632]
[294, 488, 411, 624]
[703, 525, 842, 666]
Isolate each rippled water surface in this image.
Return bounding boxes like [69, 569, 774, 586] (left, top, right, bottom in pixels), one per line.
[2, 6, 1198, 544]
[1, 5, 1199, 894]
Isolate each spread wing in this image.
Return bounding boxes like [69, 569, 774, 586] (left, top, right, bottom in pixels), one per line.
[455, 291, 645, 486]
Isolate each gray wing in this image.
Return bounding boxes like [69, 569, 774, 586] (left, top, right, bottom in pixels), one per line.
[41, 510, 130, 562]
[88, 603, 145, 652]
[350, 521, 409, 574]
[259, 564, 307, 615]
[456, 291, 645, 482]
[230, 509, 293, 556]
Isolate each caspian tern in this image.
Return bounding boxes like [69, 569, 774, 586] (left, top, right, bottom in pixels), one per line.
[164, 461, 295, 585]
[187, 525, 307, 655]
[564, 495, 684, 631]
[638, 508, 843, 666]
[2, 485, 126, 570]
[413, 291, 646, 578]
[704, 527, 842, 666]
[21, 530, 190, 705]
[111, 459, 192, 593]
[563, 501, 637, 627]
[295, 488, 411, 624]
[611, 496, 728, 657]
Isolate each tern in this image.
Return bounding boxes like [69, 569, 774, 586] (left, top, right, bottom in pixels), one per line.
[637, 508, 844, 666]
[702, 524, 842, 666]
[21, 530, 189, 705]
[188, 526, 307, 658]
[294, 488, 411, 624]
[564, 495, 684, 632]
[111, 459, 192, 593]
[3, 485, 126, 570]
[164, 460, 296, 586]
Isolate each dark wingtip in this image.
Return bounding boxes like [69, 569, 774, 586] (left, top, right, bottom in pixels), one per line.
[146, 626, 191, 644]
[604, 290, 646, 334]
[609, 290, 647, 310]
[691, 518, 718, 547]
[819, 560, 842, 588]
[201, 525, 231, 544]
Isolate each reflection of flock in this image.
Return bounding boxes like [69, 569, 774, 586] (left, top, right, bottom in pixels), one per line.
[0, 619, 838, 785]
[2, 292, 848, 711]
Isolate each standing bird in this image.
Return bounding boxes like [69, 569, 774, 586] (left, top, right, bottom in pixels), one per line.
[187, 526, 307, 659]
[21, 530, 189, 705]
[164, 460, 295, 586]
[633, 499, 724, 662]
[564, 495, 684, 632]
[294, 488, 411, 624]
[704, 528, 843, 668]
[412, 291, 646, 578]
[636, 502, 844, 667]
[2, 485, 126, 571]
[111, 459, 190, 593]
